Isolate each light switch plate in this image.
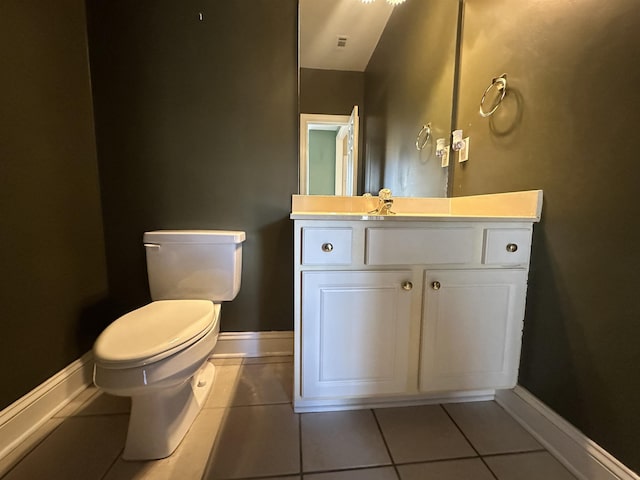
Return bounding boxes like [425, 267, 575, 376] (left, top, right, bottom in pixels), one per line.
[441, 146, 450, 167]
[458, 137, 470, 162]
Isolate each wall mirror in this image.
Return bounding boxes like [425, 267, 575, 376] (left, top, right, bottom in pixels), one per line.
[299, 0, 461, 198]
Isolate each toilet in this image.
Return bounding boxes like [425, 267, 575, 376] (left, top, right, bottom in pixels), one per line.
[93, 230, 245, 460]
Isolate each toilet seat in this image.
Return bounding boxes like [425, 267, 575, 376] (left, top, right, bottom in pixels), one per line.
[94, 300, 216, 369]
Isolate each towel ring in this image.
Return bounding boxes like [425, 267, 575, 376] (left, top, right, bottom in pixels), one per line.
[479, 73, 508, 118]
[415, 123, 432, 150]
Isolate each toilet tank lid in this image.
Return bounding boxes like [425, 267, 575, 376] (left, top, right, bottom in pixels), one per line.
[144, 230, 246, 244]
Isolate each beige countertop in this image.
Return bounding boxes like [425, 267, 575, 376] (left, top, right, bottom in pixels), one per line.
[290, 190, 543, 222]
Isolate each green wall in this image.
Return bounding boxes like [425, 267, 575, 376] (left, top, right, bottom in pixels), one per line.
[308, 130, 337, 195]
[86, 0, 298, 332]
[0, 0, 109, 409]
[453, 0, 640, 472]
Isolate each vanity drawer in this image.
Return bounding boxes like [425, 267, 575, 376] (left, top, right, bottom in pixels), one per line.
[302, 228, 353, 265]
[483, 228, 532, 265]
[366, 227, 474, 265]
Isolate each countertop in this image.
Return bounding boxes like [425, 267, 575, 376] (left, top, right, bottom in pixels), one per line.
[290, 190, 543, 223]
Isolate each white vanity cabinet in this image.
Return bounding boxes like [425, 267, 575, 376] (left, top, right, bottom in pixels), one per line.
[301, 270, 415, 398]
[292, 217, 537, 413]
[420, 269, 528, 393]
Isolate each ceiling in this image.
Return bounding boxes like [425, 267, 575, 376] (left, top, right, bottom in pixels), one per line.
[299, 0, 394, 72]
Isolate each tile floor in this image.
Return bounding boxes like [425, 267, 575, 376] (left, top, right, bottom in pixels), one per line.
[0, 356, 578, 480]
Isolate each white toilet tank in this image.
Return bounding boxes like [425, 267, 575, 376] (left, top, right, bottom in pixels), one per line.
[143, 230, 245, 302]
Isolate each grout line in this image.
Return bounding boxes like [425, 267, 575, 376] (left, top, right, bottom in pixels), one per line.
[371, 409, 402, 479]
[302, 464, 397, 476]
[393, 454, 485, 467]
[439, 404, 499, 480]
[99, 447, 124, 480]
[481, 448, 548, 458]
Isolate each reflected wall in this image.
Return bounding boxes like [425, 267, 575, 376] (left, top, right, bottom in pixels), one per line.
[364, 0, 460, 197]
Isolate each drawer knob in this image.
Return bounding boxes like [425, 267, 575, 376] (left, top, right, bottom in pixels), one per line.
[506, 243, 518, 253]
[431, 281, 441, 290]
[321, 243, 334, 253]
[401, 281, 413, 291]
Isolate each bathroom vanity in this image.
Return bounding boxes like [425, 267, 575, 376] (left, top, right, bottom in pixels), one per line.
[290, 190, 542, 412]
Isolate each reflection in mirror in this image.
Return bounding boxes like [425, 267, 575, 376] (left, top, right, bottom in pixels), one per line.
[299, 0, 461, 198]
[300, 106, 359, 196]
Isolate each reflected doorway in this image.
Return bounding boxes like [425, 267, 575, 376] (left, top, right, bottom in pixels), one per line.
[299, 106, 359, 196]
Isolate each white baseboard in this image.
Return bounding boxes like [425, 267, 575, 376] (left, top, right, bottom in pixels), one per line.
[212, 331, 294, 358]
[0, 352, 94, 460]
[496, 386, 639, 480]
[294, 390, 495, 413]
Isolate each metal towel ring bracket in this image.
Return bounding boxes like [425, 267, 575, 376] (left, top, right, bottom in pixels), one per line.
[479, 73, 508, 118]
[416, 123, 432, 150]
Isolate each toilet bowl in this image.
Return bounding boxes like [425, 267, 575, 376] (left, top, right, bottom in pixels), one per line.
[92, 230, 244, 460]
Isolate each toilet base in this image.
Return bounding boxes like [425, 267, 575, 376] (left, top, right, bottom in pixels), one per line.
[122, 361, 215, 460]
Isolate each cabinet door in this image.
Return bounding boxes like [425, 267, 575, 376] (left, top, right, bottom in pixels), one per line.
[420, 269, 528, 393]
[302, 270, 414, 398]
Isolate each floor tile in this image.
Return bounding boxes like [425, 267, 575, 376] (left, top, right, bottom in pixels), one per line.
[103, 408, 225, 480]
[305, 466, 398, 479]
[374, 405, 476, 463]
[0, 418, 63, 477]
[2, 359, 584, 480]
[251, 477, 300, 480]
[203, 363, 242, 408]
[53, 386, 100, 417]
[228, 362, 293, 406]
[397, 458, 495, 480]
[203, 404, 300, 479]
[443, 401, 541, 455]
[2, 415, 128, 480]
[301, 410, 391, 472]
[484, 451, 578, 480]
[72, 391, 131, 416]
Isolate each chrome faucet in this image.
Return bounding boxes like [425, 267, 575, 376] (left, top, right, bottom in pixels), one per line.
[369, 188, 395, 215]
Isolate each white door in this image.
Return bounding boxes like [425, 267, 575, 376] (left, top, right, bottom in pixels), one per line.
[345, 105, 359, 196]
[335, 125, 349, 195]
[301, 270, 413, 398]
[420, 269, 528, 393]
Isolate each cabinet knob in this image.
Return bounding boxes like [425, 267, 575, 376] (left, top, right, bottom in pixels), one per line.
[431, 281, 441, 290]
[506, 243, 518, 253]
[401, 281, 413, 291]
[321, 243, 334, 252]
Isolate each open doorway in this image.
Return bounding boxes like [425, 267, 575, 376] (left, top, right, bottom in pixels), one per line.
[299, 106, 359, 196]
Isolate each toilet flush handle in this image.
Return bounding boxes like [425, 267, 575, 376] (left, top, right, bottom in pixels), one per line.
[144, 243, 161, 249]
